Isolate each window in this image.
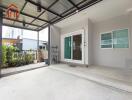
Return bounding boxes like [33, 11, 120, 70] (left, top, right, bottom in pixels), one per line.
[113, 29, 129, 48]
[101, 32, 112, 48]
[101, 29, 129, 48]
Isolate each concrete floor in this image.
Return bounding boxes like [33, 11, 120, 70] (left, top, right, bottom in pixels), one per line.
[0, 64, 132, 100]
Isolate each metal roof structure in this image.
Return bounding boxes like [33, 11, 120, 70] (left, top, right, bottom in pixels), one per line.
[0, 0, 102, 31]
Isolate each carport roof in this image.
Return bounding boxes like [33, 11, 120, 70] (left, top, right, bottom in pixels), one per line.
[0, 0, 102, 31]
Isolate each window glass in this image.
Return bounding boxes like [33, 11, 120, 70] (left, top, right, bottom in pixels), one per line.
[101, 33, 112, 48]
[113, 29, 129, 48]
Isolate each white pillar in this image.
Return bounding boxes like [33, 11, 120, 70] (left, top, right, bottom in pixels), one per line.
[37, 31, 39, 61]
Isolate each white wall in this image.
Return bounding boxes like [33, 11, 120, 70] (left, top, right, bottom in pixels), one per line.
[22, 39, 37, 50]
[50, 25, 61, 64]
[88, 19, 94, 65]
[56, 12, 132, 68]
[22, 39, 45, 50]
[93, 14, 132, 68]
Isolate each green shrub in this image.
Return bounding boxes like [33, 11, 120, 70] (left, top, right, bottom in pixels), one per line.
[1, 45, 34, 67]
[2, 45, 7, 65]
[2, 45, 7, 64]
[25, 54, 34, 64]
[6, 46, 20, 67]
[6, 46, 14, 66]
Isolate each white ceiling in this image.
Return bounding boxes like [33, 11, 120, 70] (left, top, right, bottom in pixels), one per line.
[55, 0, 132, 28]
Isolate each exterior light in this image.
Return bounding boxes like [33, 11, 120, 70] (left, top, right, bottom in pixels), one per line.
[23, 20, 26, 27]
[37, 0, 41, 12]
[76, 10, 79, 13]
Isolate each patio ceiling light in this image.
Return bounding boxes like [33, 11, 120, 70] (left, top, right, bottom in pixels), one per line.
[76, 10, 79, 13]
[23, 20, 26, 27]
[37, 0, 42, 12]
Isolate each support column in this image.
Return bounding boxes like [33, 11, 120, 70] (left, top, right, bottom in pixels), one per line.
[37, 31, 39, 62]
[0, 9, 3, 77]
[48, 25, 50, 65]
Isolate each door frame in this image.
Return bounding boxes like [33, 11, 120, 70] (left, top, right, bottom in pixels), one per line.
[61, 29, 84, 64]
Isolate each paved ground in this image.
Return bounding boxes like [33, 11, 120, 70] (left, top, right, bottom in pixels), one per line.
[0, 65, 131, 100]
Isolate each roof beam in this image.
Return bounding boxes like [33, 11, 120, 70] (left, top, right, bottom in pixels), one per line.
[38, 0, 103, 31]
[37, 0, 89, 30]
[39, 0, 89, 26]
[20, 1, 28, 12]
[67, 0, 79, 9]
[3, 23, 36, 31]
[13, 1, 28, 25]
[4, 17, 41, 27]
[57, 0, 103, 23]
[26, 0, 63, 18]
[21, 12, 50, 23]
[52, 0, 103, 23]
[80, 0, 102, 10]
[0, 4, 50, 24]
[28, 0, 59, 27]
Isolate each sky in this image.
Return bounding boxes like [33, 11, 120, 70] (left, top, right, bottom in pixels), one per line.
[2, 26, 48, 41]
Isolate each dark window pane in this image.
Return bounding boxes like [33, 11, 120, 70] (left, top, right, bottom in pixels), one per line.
[101, 32, 112, 48]
[72, 34, 82, 60]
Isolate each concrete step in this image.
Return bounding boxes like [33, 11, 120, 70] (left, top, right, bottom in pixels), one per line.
[50, 64, 132, 93]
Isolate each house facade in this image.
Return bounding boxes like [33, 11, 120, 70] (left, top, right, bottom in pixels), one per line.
[49, 0, 132, 68]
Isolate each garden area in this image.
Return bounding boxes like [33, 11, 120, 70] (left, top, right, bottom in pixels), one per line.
[1, 45, 37, 68]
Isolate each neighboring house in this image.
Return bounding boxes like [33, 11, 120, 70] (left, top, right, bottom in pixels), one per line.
[2, 38, 48, 51]
[2, 38, 21, 46]
[2, 38, 22, 50]
[22, 38, 48, 50]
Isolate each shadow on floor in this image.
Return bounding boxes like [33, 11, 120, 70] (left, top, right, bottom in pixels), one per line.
[1, 65, 48, 77]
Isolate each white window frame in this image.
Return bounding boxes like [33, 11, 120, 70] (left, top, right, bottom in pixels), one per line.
[100, 28, 130, 49]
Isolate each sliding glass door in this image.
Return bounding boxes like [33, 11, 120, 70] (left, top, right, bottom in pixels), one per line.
[63, 30, 84, 64]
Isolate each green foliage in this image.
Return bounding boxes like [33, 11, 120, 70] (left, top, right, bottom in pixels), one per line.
[25, 54, 34, 64]
[6, 46, 15, 65]
[2, 45, 7, 65]
[1, 45, 34, 68]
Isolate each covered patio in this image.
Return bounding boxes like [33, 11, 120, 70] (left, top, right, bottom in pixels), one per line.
[0, 0, 132, 100]
[0, 0, 103, 76]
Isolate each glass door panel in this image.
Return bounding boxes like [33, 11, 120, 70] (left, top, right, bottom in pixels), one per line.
[72, 34, 82, 60]
[64, 36, 71, 59]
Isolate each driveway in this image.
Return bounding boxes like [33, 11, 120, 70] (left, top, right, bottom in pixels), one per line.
[0, 65, 131, 100]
